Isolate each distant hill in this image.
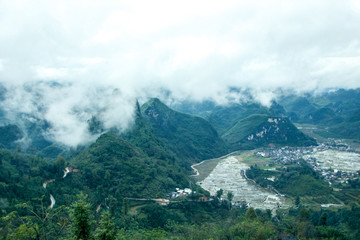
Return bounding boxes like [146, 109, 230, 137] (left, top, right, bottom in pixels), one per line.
[279, 96, 317, 119]
[278, 89, 360, 139]
[222, 114, 317, 149]
[330, 109, 360, 139]
[303, 107, 344, 125]
[0, 124, 23, 149]
[141, 98, 228, 164]
[206, 103, 270, 135]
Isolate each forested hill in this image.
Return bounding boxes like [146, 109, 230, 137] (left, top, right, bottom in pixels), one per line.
[70, 132, 189, 199]
[0, 131, 191, 211]
[222, 114, 317, 150]
[141, 98, 228, 164]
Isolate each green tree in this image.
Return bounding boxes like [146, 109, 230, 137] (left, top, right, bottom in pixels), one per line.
[0, 211, 38, 240]
[122, 198, 129, 216]
[69, 193, 92, 240]
[227, 191, 234, 209]
[216, 189, 223, 199]
[0, 197, 68, 240]
[295, 196, 300, 208]
[229, 220, 276, 240]
[227, 191, 234, 202]
[55, 156, 66, 177]
[94, 211, 116, 240]
[245, 207, 258, 221]
[298, 208, 310, 222]
[266, 209, 272, 220]
[319, 212, 328, 226]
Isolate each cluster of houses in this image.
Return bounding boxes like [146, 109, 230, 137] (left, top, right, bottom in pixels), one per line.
[168, 188, 193, 199]
[254, 140, 360, 185]
[255, 146, 314, 165]
[317, 168, 359, 185]
[255, 139, 358, 165]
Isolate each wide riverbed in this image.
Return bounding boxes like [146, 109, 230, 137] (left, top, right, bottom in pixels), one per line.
[196, 155, 290, 210]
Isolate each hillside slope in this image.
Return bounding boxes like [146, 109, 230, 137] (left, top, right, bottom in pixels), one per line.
[222, 114, 317, 149]
[141, 98, 228, 163]
[70, 132, 189, 200]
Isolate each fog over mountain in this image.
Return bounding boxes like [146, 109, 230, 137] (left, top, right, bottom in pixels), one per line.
[1, 0, 360, 146]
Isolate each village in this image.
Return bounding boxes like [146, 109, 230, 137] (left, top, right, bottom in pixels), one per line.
[254, 139, 360, 185]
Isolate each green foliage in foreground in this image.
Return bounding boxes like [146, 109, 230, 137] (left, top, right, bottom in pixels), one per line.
[2, 193, 360, 239]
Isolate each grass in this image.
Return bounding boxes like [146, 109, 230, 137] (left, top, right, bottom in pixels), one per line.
[345, 139, 360, 150]
[238, 150, 275, 166]
[192, 150, 250, 182]
[192, 157, 223, 182]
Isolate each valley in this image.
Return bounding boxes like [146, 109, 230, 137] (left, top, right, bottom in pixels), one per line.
[1, 89, 360, 239]
[195, 154, 291, 210]
[193, 137, 360, 210]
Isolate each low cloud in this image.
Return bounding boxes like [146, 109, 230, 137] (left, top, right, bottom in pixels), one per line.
[0, 0, 360, 146]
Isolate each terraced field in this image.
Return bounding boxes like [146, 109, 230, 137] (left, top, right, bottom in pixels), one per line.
[312, 150, 360, 172]
[196, 155, 290, 210]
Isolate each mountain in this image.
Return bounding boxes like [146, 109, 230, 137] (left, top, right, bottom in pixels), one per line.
[0, 124, 23, 149]
[170, 99, 317, 149]
[70, 132, 189, 200]
[330, 109, 360, 139]
[279, 96, 317, 119]
[277, 89, 360, 139]
[206, 103, 270, 135]
[303, 107, 344, 125]
[311, 88, 360, 117]
[141, 98, 228, 164]
[222, 114, 317, 149]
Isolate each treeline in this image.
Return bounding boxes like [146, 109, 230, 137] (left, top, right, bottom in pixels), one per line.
[246, 160, 331, 198]
[2, 192, 360, 239]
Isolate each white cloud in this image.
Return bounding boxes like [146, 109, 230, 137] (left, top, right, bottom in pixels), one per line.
[0, 59, 4, 71]
[0, 0, 360, 145]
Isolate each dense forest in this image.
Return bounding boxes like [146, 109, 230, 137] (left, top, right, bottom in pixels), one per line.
[2, 189, 360, 239]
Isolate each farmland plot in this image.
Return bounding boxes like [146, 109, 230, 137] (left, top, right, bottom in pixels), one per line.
[312, 150, 360, 172]
[197, 156, 290, 210]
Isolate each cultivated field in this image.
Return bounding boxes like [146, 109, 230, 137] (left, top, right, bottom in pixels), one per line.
[311, 150, 360, 173]
[196, 155, 291, 210]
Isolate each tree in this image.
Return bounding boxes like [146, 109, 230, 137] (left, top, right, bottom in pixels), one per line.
[55, 156, 66, 178]
[295, 196, 300, 208]
[319, 212, 328, 226]
[298, 208, 310, 222]
[122, 198, 129, 216]
[94, 211, 117, 240]
[69, 193, 92, 240]
[216, 189, 223, 199]
[229, 220, 276, 240]
[0, 197, 68, 240]
[227, 191, 234, 209]
[245, 207, 258, 221]
[266, 209, 272, 220]
[227, 191, 234, 202]
[0, 211, 38, 240]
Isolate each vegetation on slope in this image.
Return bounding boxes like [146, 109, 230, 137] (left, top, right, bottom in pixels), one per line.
[206, 103, 270, 135]
[70, 132, 189, 200]
[141, 98, 228, 164]
[222, 114, 316, 150]
[0, 124, 23, 149]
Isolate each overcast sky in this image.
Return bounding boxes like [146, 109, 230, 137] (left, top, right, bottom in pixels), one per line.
[1, 0, 360, 146]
